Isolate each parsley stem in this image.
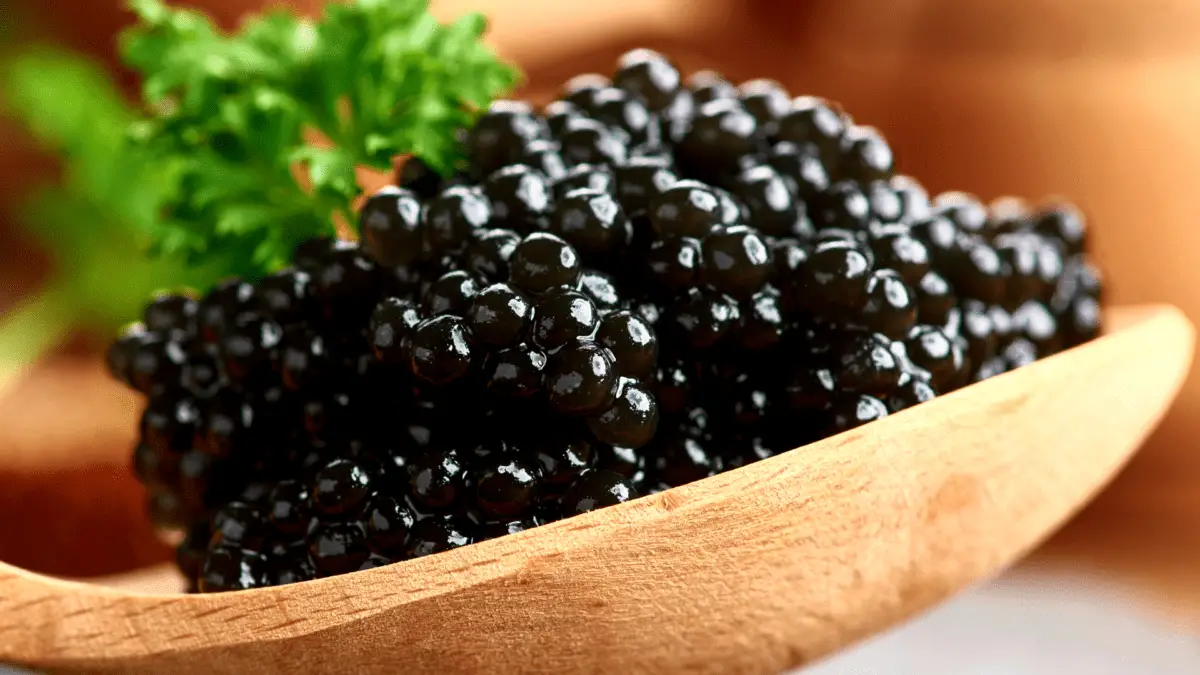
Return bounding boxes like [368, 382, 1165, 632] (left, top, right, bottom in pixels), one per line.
[0, 283, 76, 392]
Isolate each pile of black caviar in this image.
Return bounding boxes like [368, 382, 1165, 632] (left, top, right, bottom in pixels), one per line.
[106, 49, 1104, 593]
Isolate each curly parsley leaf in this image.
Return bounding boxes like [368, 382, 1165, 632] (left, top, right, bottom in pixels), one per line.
[120, 0, 520, 277]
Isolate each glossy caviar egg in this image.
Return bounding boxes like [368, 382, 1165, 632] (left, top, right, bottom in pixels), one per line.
[836, 332, 903, 395]
[767, 141, 830, 200]
[534, 435, 595, 492]
[196, 279, 257, 344]
[307, 521, 371, 576]
[196, 390, 255, 458]
[576, 269, 622, 311]
[688, 70, 737, 105]
[886, 378, 938, 413]
[1034, 202, 1087, 255]
[310, 242, 381, 324]
[408, 315, 475, 385]
[553, 163, 615, 198]
[987, 197, 1033, 236]
[646, 236, 701, 291]
[866, 180, 904, 223]
[699, 224, 773, 298]
[560, 470, 639, 516]
[774, 96, 846, 164]
[915, 270, 957, 326]
[815, 180, 872, 230]
[712, 186, 749, 225]
[838, 125, 894, 182]
[408, 448, 469, 512]
[532, 288, 600, 351]
[870, 231, 932, 285]
[357, 492, 415, 554]
[484, 344, 547, 398]
[254, 269, 311, 326]
[474, 457, 542, 518]
[562, 73, 611, 110]
[544, 339, 619, 414]
[649, 433, 721, 487]
[551, 188, 633, 255]
[587, 378, 660, 449]
[397, 156, 443, 199]
[734, 165, 800, 237]
[424, 185, 492, 254]
[466, 100, 549, 177]
[359, 186, 424, 267]
[509, 232, 582, 295]
[933, 191, 989, 235]
[475, 519, 538, 542]
[558, 117, 629, 167]
[948, 239, 1010, 305]
[596, 311, 659, 379]
[612, 48, 682, 111]
[405, 516, 473, 558]
[590, 86, 662, 146]
[799, 240, 874, 314]
[106, 325, 151, 388]
[676, 98, 762, 180]
[421, 270, 480, 317]
[463, 228, 521, 282]
[132, 442, 180, 488]
[140, 395, 200, 455]
[827, 394, 890, 434]
[368, 297, 422, 364]
[1011, 300, 1062, 354]
[737, 79, 791, 134]
[904, 325, 967, 389]
[199, 546, 265, 592]
[483, 164, 554, 233]
[959, 301, 1000, 367]
[310, 458, 372, 517]
[738, 288, 786, 351]
[993, 232, 1046, 307]
[466, 283, 532, 347]
[266, 479, 311, 539]
[143, 292, 198, 337]
[517, 139, 568, 181]
[649, 180, 725, 239]
[209, 501, 262, 550]
[218, 313, 283, 386]
[860, 269, 918, 338]
[671, 288, 740, 349]
[612, 157, 679, 217]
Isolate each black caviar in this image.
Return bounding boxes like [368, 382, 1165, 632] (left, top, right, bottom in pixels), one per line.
[110, 47, 1104, 593]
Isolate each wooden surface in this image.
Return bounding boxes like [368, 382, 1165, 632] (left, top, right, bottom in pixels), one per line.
[0, 305, 1189, 675]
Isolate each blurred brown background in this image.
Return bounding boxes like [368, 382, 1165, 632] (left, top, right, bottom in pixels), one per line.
[2, 0, 1199, 620]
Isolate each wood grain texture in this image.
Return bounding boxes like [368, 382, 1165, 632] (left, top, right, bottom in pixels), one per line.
[0, 304, 1190, 675]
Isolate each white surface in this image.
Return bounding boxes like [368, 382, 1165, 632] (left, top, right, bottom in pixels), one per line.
[802, 571, 1200, 674]
[3, 572, 1197, 673]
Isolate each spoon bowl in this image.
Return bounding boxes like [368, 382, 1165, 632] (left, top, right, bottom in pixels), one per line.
[0, 304, 1191, 675]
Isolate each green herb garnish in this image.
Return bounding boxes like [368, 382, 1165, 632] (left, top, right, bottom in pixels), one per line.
[0, 48, 231, 384]
[121, 0, 519, 274]
[0, 0, 518, 384]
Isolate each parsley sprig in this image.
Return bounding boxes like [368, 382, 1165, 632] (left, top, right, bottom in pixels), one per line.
[0, 0, 519, 384]
[122, 0, 518, 272]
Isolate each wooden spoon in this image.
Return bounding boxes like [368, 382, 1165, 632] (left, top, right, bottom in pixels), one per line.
[0, 304, 1191, 675]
